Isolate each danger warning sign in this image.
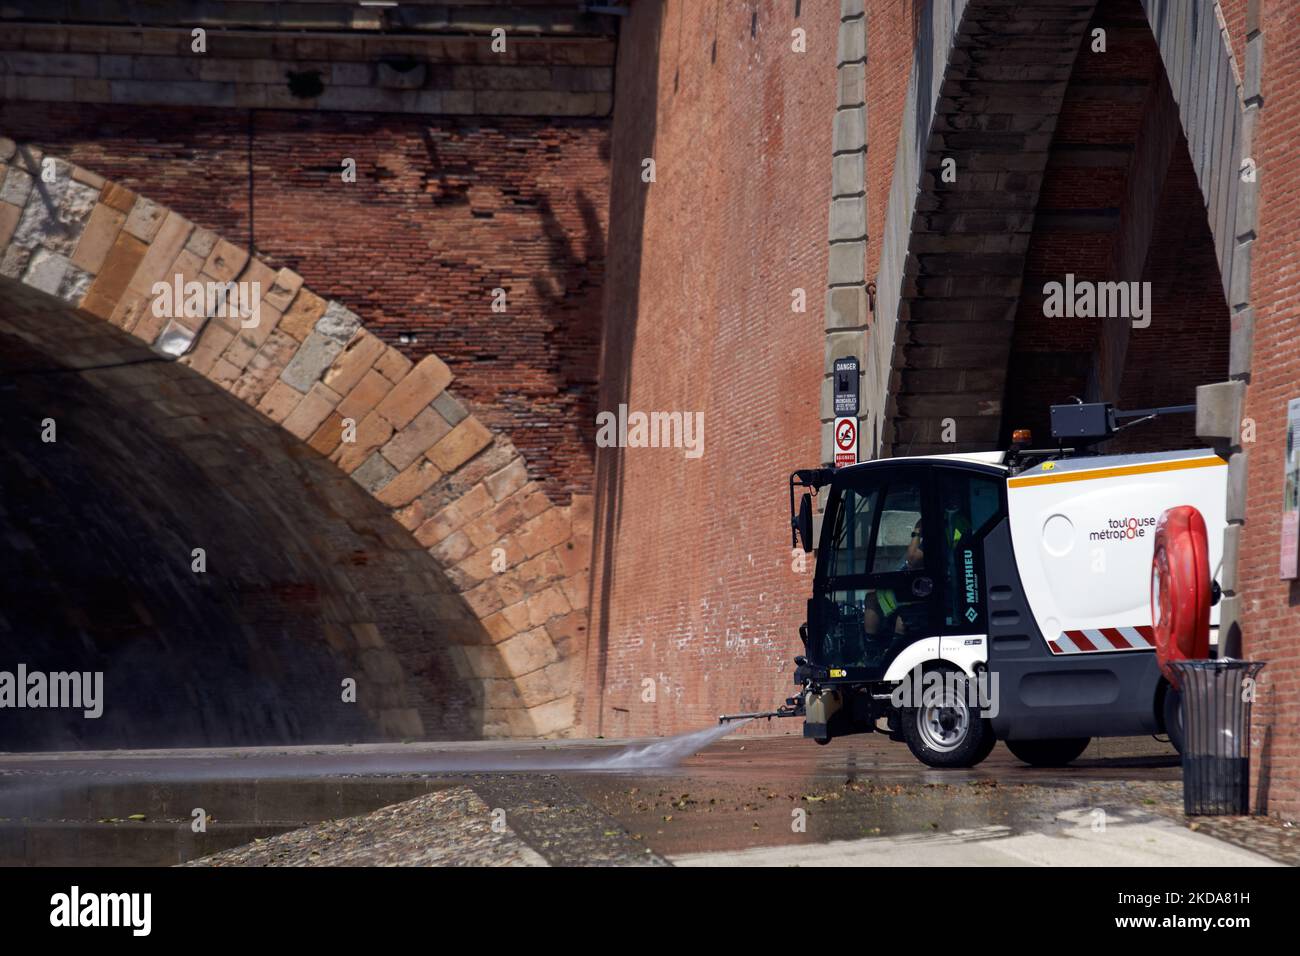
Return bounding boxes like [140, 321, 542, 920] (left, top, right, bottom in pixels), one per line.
[834, 416, 858, 468]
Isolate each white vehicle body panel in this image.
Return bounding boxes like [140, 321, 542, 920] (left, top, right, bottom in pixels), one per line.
[882, 638, 943, 682]
[881, 636, 987, 681]
[1006, 449, 1227, 652]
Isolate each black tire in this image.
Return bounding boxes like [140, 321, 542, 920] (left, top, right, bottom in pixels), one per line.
[1162, 685, 1185, 755]
[814, 736, 831, 746]
[900, 669, 996, 768]
[1005, 737, 1091, 767]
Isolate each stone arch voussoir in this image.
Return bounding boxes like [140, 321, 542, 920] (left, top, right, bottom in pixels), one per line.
[0, 139, 591, 739]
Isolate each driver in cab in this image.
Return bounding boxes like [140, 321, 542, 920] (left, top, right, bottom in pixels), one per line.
[863, 518, 927, 639]
[863, 495, 971, 640]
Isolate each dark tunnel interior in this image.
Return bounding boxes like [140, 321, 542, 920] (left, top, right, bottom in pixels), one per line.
[0, 279, 483, 750]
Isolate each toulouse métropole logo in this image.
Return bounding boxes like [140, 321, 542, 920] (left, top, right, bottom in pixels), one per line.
[150, 273, 261, 328]
[1090, 515, 1156, 541]
[595, 404, 705, 460]
[0, 664, 103, 718]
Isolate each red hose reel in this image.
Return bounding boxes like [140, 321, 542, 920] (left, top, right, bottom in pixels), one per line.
[1150, 505, 1213, 687]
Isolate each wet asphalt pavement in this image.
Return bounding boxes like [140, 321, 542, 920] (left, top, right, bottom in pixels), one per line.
[1, 729, 1193, 864]
[564, 731, 1184, 857]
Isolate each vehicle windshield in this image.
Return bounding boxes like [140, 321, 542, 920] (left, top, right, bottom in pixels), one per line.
[814, 478, 927, 672]
[810, 468, 1004, 675]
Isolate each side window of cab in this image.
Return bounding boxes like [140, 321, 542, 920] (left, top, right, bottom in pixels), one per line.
[824, 483, 881, 578]
[935, 470, 1003, 632]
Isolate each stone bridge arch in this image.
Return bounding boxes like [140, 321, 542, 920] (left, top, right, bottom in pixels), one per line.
[0, 140, 590, 741]
[865, 0, 1251, 457]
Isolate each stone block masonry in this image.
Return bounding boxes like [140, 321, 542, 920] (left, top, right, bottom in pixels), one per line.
[0, 104, 609, 508]
[820, 1, 872, 465]
[0, 4, 615, 118]
[0, 140, 592, 739]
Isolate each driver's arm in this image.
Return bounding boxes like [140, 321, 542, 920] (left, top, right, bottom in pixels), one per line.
[904, 519, 924, 568]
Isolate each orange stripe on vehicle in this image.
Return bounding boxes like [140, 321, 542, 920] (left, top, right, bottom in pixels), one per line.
[1008, 455, 1225, 488]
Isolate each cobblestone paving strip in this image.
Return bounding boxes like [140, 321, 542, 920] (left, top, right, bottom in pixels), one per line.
[468, 774, 668, 867]
[1154, 807, 1300, 867]
[186, 786, 547, 867]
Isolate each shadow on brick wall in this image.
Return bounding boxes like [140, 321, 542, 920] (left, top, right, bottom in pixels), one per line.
[584, 0, 663, 735]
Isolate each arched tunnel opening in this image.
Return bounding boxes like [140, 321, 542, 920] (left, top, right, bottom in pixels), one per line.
[998, 0, 1231, 453]
[0, 277, 485, 750]
[890, 0, 1231, 457]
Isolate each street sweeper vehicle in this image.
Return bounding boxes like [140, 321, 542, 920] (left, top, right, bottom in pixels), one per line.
[724, 402, 1226, 768]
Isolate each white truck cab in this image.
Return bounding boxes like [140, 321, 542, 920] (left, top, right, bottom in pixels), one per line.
[777, 409, 1226, 769]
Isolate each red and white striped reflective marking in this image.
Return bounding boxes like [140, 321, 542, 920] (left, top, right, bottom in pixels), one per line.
[1048, 625, 1155, 655]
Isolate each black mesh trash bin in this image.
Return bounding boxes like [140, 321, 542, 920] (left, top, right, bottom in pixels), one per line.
[1169, 659, 1266, 816]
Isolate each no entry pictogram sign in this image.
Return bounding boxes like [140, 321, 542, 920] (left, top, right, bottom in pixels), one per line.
[834, 416, 858, 467]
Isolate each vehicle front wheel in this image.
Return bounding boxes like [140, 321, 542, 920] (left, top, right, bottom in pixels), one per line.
[900, 670, 996, 768]
[1005, 737, 1091, 767]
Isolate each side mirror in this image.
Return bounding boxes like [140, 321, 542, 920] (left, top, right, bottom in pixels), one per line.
[796, 493, 815, 553]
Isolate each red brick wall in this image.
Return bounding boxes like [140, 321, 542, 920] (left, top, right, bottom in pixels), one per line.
[585, 0, 840, 736]
[1237, 2, 1300, 819]
[0, 102, 609, 505]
